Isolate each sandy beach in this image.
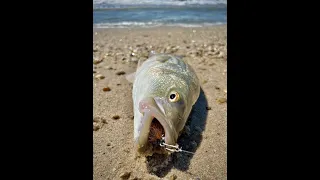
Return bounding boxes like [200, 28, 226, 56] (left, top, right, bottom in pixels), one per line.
[93, 25, 227, 180]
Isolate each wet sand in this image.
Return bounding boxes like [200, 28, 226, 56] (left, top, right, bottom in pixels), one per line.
[93, 25, 227, 180]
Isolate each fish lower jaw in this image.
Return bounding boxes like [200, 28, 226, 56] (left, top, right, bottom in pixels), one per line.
[135, 116, 174, 156]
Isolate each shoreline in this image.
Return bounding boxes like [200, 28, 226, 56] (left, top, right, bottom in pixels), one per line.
[93, 24, 227, 32]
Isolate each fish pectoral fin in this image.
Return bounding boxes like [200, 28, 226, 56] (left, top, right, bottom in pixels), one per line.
[137, 59, 144, 69]
[125, 72, 136, 83]
[126, 58, 147, 83]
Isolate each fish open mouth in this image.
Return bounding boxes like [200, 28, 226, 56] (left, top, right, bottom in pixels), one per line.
[136, 97, 178, 155]
[148, 117, 165, 150]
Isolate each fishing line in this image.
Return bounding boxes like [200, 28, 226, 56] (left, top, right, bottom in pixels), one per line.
[159, 136, 195, 155]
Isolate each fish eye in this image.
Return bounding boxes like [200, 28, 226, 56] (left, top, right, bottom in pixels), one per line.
[169, 91, 180, 102]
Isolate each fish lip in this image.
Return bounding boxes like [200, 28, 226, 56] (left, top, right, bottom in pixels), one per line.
[137, 97, 178, 150]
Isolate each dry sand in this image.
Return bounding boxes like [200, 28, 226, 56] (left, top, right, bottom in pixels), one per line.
[93, 25, 227, 180]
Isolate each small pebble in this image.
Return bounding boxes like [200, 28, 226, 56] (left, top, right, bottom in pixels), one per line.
[215, 86, 220, 90]
[116, 71, 126, 75]
[217, 98, 227, 104]
[124, 149, 130, 153]
[112, 168, 116, 172]
[119, 172, 131, 179]
[195, 126, 202, 132]
[93, 70, 96, 73]
[206, 106, 212, 110]
[132, 177, 142, 180]
[104, 66, 113, 70]
[217, 133, 221, 135]
[224, 89, 227, 93]
[116, 83, 121, 86]
[93, 46, 99, 52]
[112, 115, 120, 120]
[93, 117, 100, 122]
[93, 123, 100, 131]
[218, 52, 225, 58]
[170, 174, 177, 180]
[107, 143, 111, 146]
[103, 87, 111, 92]
[191, 141, 198, 149]
[93, 59, 102, 65]
[95, 74, 105, 80]
[152, 167, 157, 172]
[101, 118, 107, 124]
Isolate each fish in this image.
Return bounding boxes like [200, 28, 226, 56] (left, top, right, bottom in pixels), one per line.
[126, 53, 200, 156]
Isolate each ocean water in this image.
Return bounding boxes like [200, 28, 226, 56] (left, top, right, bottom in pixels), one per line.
[93, 0, 227, 28]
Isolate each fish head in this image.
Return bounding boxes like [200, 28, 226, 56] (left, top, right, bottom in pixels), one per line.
[136, 87, 189, 154]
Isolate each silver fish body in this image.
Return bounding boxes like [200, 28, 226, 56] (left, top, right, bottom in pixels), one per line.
[129, 54, 200, 155]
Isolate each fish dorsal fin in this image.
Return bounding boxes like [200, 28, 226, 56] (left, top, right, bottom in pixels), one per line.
[125, 72, 136, 83]
[125, 58, 145, 83]
[137, 59, 144, 69]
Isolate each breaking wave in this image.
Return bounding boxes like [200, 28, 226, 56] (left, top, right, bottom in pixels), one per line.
[93, 0, 227, 9]
[93, 21, 225, 28]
